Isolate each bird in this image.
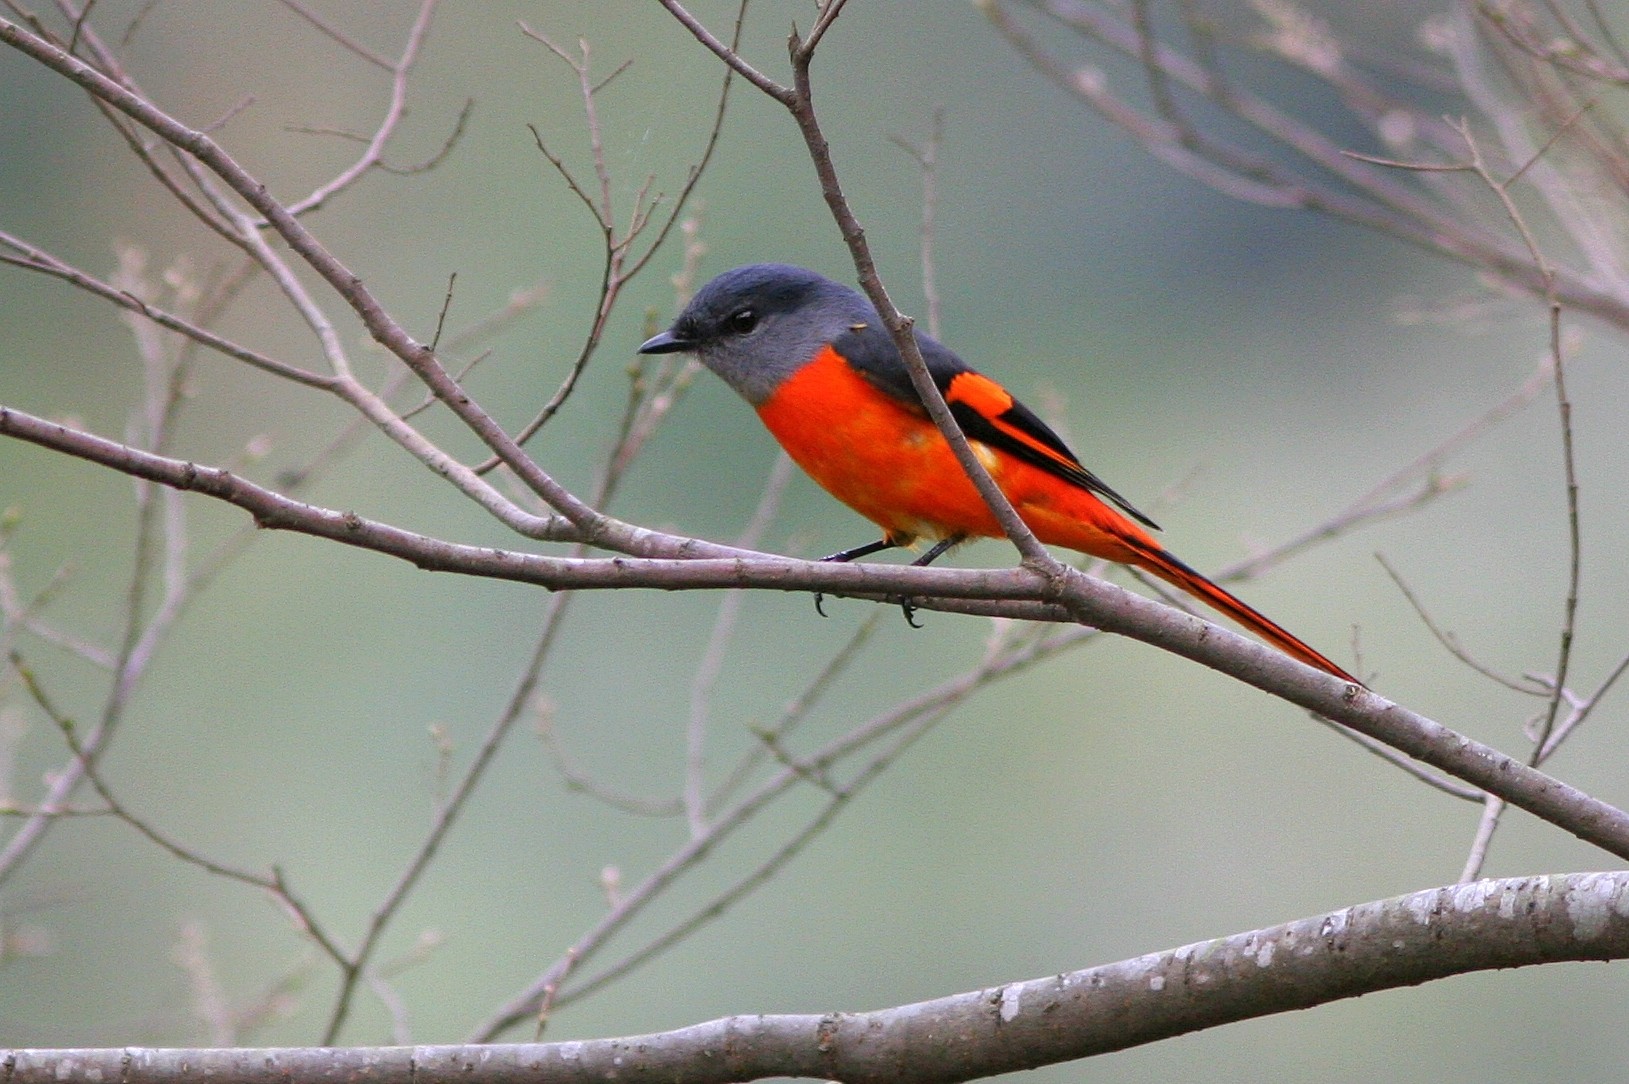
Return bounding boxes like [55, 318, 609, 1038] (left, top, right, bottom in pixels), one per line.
[640, 263, 1357, 684]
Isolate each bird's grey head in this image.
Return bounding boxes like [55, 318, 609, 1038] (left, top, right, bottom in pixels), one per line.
[639, 263, 876, 406]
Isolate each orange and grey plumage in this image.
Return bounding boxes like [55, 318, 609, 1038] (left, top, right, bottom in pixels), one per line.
[641, 264, 1358, 685]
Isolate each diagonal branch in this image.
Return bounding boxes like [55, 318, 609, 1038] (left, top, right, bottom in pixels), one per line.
[0, 16, 605, 535]
[8, 402, 1629, 866]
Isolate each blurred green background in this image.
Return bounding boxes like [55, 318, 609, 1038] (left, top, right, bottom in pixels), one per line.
[3, 2, 1627, 1080]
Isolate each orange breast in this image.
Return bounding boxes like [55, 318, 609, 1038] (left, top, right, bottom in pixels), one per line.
[755, 346, 1155, 563]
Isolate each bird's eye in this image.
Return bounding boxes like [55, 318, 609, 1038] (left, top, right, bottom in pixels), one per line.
[724, 307, 758, 335]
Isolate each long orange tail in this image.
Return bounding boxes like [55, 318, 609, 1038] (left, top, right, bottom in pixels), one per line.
[1126, 540, 1359, 685]
[1011, 472, 1359, 684]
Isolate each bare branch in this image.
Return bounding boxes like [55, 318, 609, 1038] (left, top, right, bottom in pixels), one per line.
[15, 872, 1629, 1082]
[1314, 714, 1485, 803]
[654, 0, 790, 103]
[1444, 117, 1584, 769]
[6, 401, 1629, 867]
[6, 652, 348, 966]
[274, 0, 394, 70]
[0, 231, 332, 388]
[1377, 552, 1544, 693]
[889, 107, 946, 338]
[982, 0, 1629, 329]
[1459, 795, 1507, 882]
[0, 16, 623, 537]
[748, 2, 1063, 577]
[281, 0, 442, 217]
[491, 5, 743, 464]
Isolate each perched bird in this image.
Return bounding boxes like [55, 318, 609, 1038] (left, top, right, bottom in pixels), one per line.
[641, 263, 1356, 684]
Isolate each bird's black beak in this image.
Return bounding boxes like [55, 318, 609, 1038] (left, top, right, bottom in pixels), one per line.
[638, 329, 691, 355]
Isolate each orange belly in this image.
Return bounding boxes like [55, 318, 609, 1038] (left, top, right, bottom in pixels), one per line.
[755, 346, 1153, 563]
[756, 346, 1358, 683]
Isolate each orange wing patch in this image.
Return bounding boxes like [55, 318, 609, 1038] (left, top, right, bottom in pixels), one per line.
[945, 371, 1082, 476]
[943, 371, 1013, 417]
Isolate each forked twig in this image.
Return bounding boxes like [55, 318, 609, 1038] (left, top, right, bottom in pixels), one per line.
[8, 652, 347, 966]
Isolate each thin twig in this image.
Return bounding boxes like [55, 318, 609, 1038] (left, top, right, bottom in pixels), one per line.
[684, 454, 796, 837]
[490, 5, 743, 464]
[1458, 795, 1506, 882]
[786, 3, 1060, 581]
[282, 0, 442, 217]
[1313, 715, 1484, 802]
[888, 107, 946, 339]
[320, 587, 580, 1043]
[7, 652, 348, 965]
[274, 0, 393, 69]
[1376, 553, 1542, 694]
[475, 614, 1077, 1040]
[1539, 647, 1629, 761]
[1451, 119, 1582, 763]
[0, 231, 332, 388]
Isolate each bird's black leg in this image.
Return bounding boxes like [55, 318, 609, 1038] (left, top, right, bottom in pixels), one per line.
[811, 535, 964, 625]
[910, 536, 962, 568]
[821, 538, 898, 564]
[897, 535, 965, 627]
[814, 538, 898, 616]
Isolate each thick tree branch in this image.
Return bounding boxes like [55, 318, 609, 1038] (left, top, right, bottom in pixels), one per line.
[10, 872, 1629, 1083]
